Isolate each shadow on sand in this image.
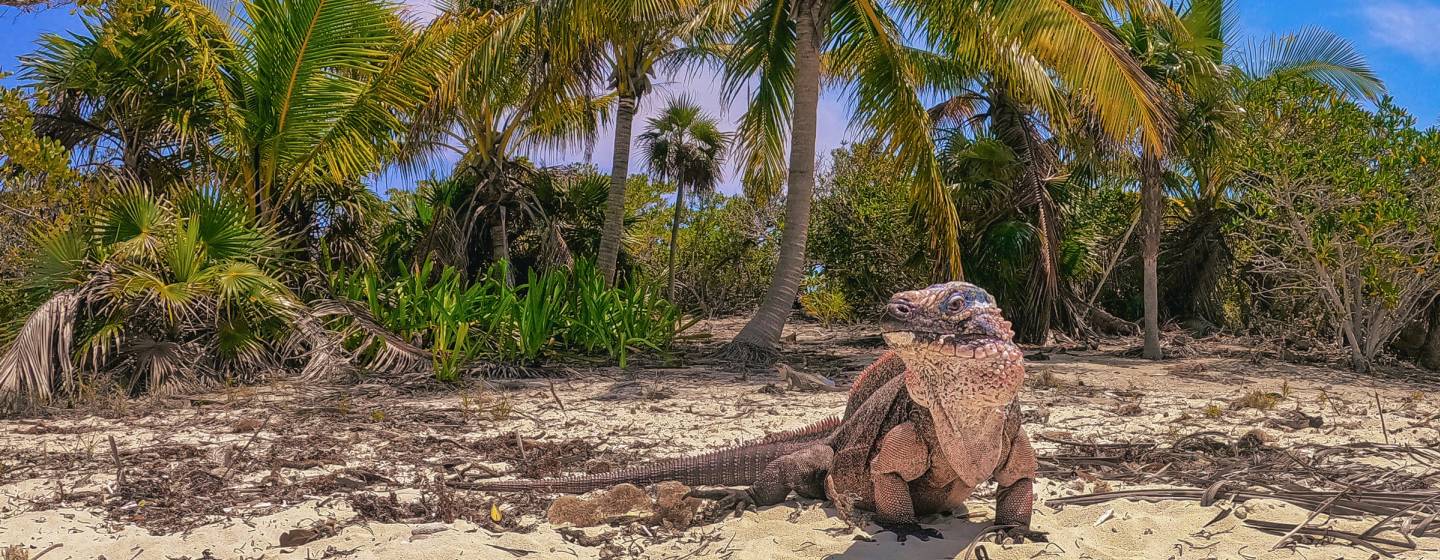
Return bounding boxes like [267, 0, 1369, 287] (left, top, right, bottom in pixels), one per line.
[817, 511, 1004, 559]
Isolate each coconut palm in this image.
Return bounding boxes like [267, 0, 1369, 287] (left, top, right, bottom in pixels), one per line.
[718, 0, 1174, 362]
[404, 0, 610, 279]
[590, 0, 735, 285]
[23, 0, 459, 244]
[638, 96, 732, 301]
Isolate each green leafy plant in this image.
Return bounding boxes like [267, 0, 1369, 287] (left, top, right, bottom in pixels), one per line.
[799, 277, 854, 325]
[0, 184, 293, 409]
[327, 259, 685, 378]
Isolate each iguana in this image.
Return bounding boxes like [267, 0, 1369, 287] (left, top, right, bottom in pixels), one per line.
[776, 362, 848, 392]
[471, 282, 1042, 543]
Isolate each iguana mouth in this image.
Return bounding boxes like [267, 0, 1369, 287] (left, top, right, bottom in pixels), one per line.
[880, 329, 1009, 354]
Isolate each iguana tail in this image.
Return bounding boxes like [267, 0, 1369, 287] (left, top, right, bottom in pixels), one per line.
[468, 416, 840, 493]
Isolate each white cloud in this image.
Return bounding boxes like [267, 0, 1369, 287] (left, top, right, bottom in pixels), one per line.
[1362, 1, 1440, 64]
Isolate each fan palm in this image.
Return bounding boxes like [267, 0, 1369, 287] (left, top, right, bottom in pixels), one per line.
[0, 183, 294, 409]
[638, 96, 732, 301]
[719, 0, 1173, 361]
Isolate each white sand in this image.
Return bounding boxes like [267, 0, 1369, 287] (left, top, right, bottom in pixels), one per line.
[4, 320, 1439, 559]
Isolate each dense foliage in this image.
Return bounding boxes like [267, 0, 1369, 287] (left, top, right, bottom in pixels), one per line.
[1, 0, 1438, 409]
[1236, 81, 1440, 371]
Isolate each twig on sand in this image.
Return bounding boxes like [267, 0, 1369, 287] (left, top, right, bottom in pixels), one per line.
[221, 414, 271, 481]
[1269, 488, 1348, 551]
[548, 378, 566, 413]
[108, 435, 125, 487]
[30, 543, 63, 560]
[1375, 392, 1390, 445]
[1247, 520, 1407, 558]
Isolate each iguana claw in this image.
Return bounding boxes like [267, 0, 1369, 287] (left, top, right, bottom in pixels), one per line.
[991, 525, 1048, 544]
[875, 521, 944, 543]
[688, 488, 756, 518]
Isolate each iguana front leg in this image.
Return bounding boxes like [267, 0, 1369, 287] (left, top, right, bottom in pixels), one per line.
[993, 478, 1047, 543]
[992, 426, 1046, 543]
[691, 442, 833, 515]
[870, 422, 943, 542]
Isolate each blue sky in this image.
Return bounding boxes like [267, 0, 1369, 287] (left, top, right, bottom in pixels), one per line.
[3, 1, 1439, 194]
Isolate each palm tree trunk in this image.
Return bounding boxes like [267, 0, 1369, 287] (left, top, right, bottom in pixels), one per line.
[667, 182, 686, 302]
[598, 94, 640, 285]
[1141, 150, 1163, 360]
[492, 207, 513, 286]
[720, 1, 825, 364]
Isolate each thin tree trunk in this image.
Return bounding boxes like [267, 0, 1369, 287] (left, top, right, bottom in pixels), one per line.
[491, 207, 512, 285]
[667, 182, 686, 303]
[1088, 207, 1141, 309]
[598, 94, 640, 285]
[721, 2, 825, 363]
[1141, 150, 1163, 360]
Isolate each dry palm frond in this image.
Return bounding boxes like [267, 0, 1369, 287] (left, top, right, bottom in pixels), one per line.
[291, 299, 432, 380]
[124, 337, 212, 397]
[0, 289, 82, 410]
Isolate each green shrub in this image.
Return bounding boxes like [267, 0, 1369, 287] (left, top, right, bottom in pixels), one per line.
[799, 277, 854, 324]
[628, 193, 779, 316]
[810, 143, 932, 315]
[329, 259, 684, 378]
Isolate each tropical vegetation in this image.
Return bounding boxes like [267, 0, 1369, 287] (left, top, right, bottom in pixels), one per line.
[3, 0, 1439, 411]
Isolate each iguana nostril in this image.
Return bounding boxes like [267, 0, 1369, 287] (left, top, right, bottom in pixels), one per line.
[887, 300, 915, 320]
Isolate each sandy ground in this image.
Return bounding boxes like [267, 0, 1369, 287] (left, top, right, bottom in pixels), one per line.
[3, 319, 1440, 559]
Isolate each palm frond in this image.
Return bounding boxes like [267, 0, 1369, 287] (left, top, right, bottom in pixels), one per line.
[723, 0, 793, 201]
[830, 0, 962, 277]
[0, 289, 82, 410]
[1238, 27, 1385, 102]
[294, 299, 432, 379]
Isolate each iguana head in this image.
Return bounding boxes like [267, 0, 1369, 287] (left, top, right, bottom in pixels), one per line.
[879, 282, 1025, 408]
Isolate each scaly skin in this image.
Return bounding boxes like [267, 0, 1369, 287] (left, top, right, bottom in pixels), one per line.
[860, 282, 1039, 543]
[471, 282, 1041, 543]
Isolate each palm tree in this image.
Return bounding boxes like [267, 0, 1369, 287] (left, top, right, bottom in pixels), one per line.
[718, 0, 1173, 363]
[1101, 0, 1383, 357]
[405, 0, 610, 279]
[24, 0, 458, 245]
[21, 0, 222, 183]
[638, 96, 731, 301]
[591, 0, 730, 285]
[0, 0, 497, 406]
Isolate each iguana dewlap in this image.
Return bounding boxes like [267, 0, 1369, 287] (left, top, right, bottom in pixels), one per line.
[470, 282, 1042, 543]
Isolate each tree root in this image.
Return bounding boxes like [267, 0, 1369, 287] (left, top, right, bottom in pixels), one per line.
[713, 338, 780, 370]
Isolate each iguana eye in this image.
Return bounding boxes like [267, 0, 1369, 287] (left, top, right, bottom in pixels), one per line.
[943, 293, 967, 313]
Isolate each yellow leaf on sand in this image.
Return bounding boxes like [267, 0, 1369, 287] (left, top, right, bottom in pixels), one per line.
[490, 503, 502, 522]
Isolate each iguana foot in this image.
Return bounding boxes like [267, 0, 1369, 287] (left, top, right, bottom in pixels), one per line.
[875, 521, 943, 543]
[688, 488, 755, 518]
[991, 525, 1047, 544]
